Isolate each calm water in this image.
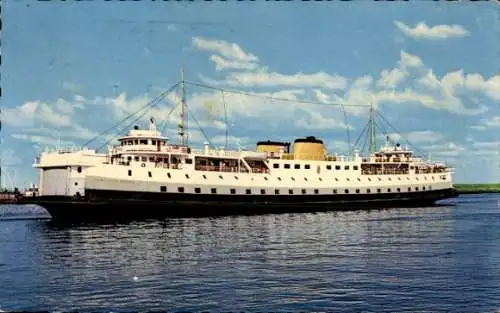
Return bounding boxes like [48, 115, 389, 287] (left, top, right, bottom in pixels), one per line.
[0, 194, 499, 312]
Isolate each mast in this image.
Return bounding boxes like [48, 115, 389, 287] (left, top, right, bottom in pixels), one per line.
[368, 104, 377, 153]
[179, 68, 186, 145]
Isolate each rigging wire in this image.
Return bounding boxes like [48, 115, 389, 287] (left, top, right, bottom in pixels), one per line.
[185, 81, 360, 152]
[82, 82, 180, 148]
[158, 104, 183, 138]
[185, 81, 367, 107]
[184, 102, 214, 148]
[375, 110, 427, 157]
[93, 83, 180, 152]
[353, 119, 370, 149]
[157, 83, 181, 136]
[340, 106, 352, 154]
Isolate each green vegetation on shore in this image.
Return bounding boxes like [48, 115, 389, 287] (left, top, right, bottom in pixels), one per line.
[454, 183, 500, 194]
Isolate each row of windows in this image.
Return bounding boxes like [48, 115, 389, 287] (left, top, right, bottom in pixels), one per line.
[122, 139, 166, 146]
[272, 163, 359, 171]
[159, 186, 432, 194]
[124, 156, 193, 164]
[127, 169, 442, 182]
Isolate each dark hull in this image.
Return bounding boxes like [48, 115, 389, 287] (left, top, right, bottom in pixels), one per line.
[20, 187, 458, 223]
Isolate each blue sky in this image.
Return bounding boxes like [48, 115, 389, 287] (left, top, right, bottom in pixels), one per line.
[2, 1, 499, 187]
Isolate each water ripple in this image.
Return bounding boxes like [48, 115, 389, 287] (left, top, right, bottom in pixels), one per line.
[0, 195, 499, 312]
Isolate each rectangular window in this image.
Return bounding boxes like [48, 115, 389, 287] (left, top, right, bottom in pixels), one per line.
[178, 187, 184, 193]
[344, 165, 350, 170]
[294, 164, 300, 169]
[230, 189, 236, 194]
[128, 170, 132, 176]
[284, 164, 290, 169]
[335, 165, 341, 170]
[273, 164, 279, 168]
[353, 165, 359, 170]
[246, 189, 251, 194]
[148, 171, 152, 178]
[185, 159, 193, 164]
[305, 164, 310, 169]
[275, 189, 280, 195]
[260, 189, 266, 195]
[211, 188, 217, 194]
[160, 186, 167, 192]
[194, 187, 201, 194]
[326, 165, 332, 170]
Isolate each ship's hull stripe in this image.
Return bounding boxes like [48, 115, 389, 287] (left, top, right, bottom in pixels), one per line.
[22, 188, 458, 222]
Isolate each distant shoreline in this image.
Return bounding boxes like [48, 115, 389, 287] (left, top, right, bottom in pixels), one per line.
[454, 184, 500, 195]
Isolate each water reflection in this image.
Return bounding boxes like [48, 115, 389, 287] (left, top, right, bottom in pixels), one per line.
[0, 196, 498, 312]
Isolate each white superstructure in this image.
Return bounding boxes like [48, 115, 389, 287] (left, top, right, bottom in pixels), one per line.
[33, 117, 454, 199]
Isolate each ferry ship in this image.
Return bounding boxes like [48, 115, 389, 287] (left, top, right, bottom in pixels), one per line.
[20, 77, 457, 221]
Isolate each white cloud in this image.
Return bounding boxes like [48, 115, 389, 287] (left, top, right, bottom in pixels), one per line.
[423, 142, 467, 158]
[377, 68, 407, 89]
[62, 81, 81, 93]
[11, 133, 72, 147]
[1, 149, 22, 167]
[394, 21, 469, 40]
[192, 37, 258, 62]
[224, 71, 348, 89]
[376, 51, 422, 89]
[326, 140, 350, 154]
[295, 111, 351, 130]
[399, 50, 424, 69]
[465, 74, 500, 101]
[483, 116, 500, 127]
[381, 130, 445, 144]
[418, 70, 441, 89]
[471, 140, 500, 150]
[3, 100, 72, 127]
[209, 55, 260, 71]
[353, 75, 373, 89]
[211, 135, 251, 147]
[194, 36, 493, 117]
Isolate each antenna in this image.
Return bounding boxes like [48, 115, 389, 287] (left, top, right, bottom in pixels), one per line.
[368, 103, 377, 153]
[221, 90, 229, 149]
[178, 68, 186, 146]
